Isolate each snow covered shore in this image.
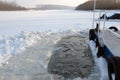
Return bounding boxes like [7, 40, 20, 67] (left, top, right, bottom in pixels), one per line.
[0, 29, 101, 80]
[0, 30, 64, 79]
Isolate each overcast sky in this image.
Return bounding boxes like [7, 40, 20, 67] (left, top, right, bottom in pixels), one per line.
[5, 0, 88, 8]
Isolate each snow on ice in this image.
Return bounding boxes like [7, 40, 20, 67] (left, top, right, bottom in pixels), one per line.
[0, 10, 119, 80]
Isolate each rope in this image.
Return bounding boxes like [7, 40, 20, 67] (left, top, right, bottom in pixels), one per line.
[110, 57, 120, 80]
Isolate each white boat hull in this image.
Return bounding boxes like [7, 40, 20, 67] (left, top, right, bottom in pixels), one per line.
[102, 30, 120, 56]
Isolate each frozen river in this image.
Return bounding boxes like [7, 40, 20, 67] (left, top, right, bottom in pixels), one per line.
[0, 10, 94, 36]
[0, 10, 119, 80]
[0, 10, 94, 80]
[0, 10, 119, 36]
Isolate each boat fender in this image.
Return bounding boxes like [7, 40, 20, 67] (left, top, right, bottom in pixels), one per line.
[89, 29, 95, 40]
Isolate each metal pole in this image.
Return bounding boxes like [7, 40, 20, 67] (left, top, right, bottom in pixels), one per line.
[92, 0, 96, 29]
[103, 11, 106, 30]
[98, 11, 101, 26]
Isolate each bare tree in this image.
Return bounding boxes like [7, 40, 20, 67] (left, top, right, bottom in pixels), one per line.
[0, 0, 26, 10]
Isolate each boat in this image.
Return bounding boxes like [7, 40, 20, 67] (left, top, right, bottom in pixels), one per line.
[100, 13, 120, 20]
[88, 0, 120, 80]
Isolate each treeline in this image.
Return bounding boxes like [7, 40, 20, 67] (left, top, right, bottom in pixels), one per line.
[0, 1, 26, 10]
[36, 4, 74, 10]
[76, 0, 120, 10]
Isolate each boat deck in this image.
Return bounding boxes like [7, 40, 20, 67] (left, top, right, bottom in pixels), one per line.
[116, 31, 120, 34]
[102, 30, 120, 56]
